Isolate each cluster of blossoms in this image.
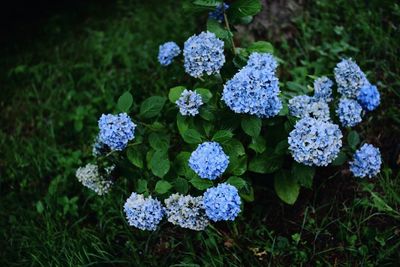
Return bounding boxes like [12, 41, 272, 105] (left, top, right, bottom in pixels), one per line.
[124, 192, 164, 231]
[164, 194, 209, 231]
[124, 182, 241, 231]
[313, 76, 334, 102]
[357, 84, 380, 111]
[158, 42, 181, 66]
[98, 113, 136, 151]
[208, 2, 229, 22]
[334, 58, 369, 99]
[176, 89, 204, 116]
[188, 141, 229, 180]
[75, 163, 114, 195]
[288, 95, 331, 122]
[183, 31, 225, 78]
[222, 52, 282, 118]
[336, 98, 363, 127]
[203, 183, 241, 221]
[92, 137, 109, 157]
[288, 117, 343, 166]
[350, 144, 382, 178]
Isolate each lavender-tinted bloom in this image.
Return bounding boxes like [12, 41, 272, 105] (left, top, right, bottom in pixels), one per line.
[288, 117, 343, 166]
[334, 58, 369, 98]
[246, 52, 278, 72]
[76, 163, 114, 195]
[98, 113, 136, 151]
[336, 98, 363, 127]
[314, 76, 334, 102]
[203, 183, 241, 221]
[357, 84, 380, 111]
[176, 89, 203, 116]
[222, 54, 282, 118]
[123, 192, 164, 231]
[208, 2, 229, 22]
[164, 194, 209, 231]
[183, 31, 225, 78]
[288, 95, 330, 122]
[189, 141, 229, 180]
[350, 144, 382, 178]
[158, 41, 181, 66]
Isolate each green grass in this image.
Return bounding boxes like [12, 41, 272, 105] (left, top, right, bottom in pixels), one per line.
[1, 0, 399, 266]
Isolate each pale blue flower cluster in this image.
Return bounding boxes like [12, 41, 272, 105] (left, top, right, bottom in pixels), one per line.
[92, 137, 108, 157]
[288, 95, 330, 121]
[314, 76, 333, 102]
[189, 141, 229, 180]
[98, 113, 136, 151]
[350, 144, 382, 178]
[124, 192, 164, 231]
[164, 194, 209, 231]
[158, 41, 181, 66]
[222, 52, 282, 118]
[209, 2, 229, 22]
[176, 89, 203, 116]
[336, 98, 363, 127]
[288, 117, 343, 166]
[334, 59, 369, 98]
[203, 183, 241, 221]
[76, 163, 114, 195]
[183, 31, 225, 78]
[357, 84, 380, 111]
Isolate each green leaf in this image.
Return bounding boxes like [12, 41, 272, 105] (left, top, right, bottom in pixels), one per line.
[274, 139, 289, 155]
[199, 107, 215, 121]
[148, 132, 170, 151]
[247, 41, 274, 54]
[292, 162, 315, 189]
[139, 96, 166, 119]
[136, 179, 148, 194]
[174, 151, 191, 176]
[332, 151, 348, 166]
[248, 136, 266, 153]
[227, 155, 247, 176]
[274, 170, 300, 205]
[177, 113, 189, 135]
[207, 19, 230, 40]
[117, 91, 133, 112]
[168, 86, 185, 103]
[174, 178, 189, 194]
[127, 146, 144, 168]
[182, 129, 203, 144]
[240, 184, 254, 202]
[223, 139, 245, 157]
[241, 116, 262, 137]
[155, 180, 172, 194]
[195, 88, 213, 103]
[193, 0, 220, 7]
[212, 130, 234, 143]
[229, 0, 262, 19]
[248, 151, 283, 174]
[226, 176, 247, 190]
[36, 200, 44, 214]
[149, 150, 170, 178]
[347, 130, 360, 149]
[190, 177, 213, 190]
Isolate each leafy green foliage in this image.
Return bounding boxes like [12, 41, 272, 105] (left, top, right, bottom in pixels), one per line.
[274, 170, 300, 205]
[140, 96, 166, 119]
[117, 91, 133, 112]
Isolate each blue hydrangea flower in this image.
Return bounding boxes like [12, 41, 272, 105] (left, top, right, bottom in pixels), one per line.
[334, 58, 369, 98]
[189, 141, 229, 180]
[209, 2, 229, 22]
[357, 84, 380, 111]
[158, 41, 181, 66]
[123, 192, 164, 231]
[76, 163, 114, 195]
[98, 113, 136, 151]
[222, 61, 282, 118]
[183, 31, 225, 78]
[203, 183, 241, 221]
[288, 117, 343, 166]
[164, 194, 209, 231]
[314, 76, 333, 102]
[336, 98, 363, 127]
[246, 52, 278, 72]
[176, 89, 203, 116]
[288, 95, 330, 121]
[350, 144, 382, 178]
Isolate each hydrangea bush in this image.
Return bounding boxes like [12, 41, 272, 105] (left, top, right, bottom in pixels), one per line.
[76, 0, 383, 232]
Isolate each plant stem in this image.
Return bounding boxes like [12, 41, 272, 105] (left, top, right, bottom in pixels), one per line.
[223, 13, 236, 55]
